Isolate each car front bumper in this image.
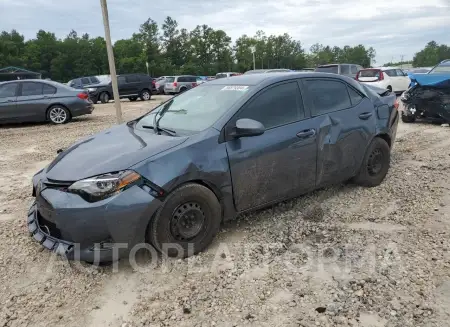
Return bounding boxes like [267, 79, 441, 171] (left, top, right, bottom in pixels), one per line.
[27, 172, 162, 262]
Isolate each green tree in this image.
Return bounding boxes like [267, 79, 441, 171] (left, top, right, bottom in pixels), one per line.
[413, 41, 450, 67]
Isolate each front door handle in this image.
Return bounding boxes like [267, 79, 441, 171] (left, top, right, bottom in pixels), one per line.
[297, 129, 316, 138]
[359, 112, 373, 120]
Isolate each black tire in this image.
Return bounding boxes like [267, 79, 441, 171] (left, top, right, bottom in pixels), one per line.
[353, 137, 390, 187]
[128, 97, 137, 102]
[99, 92, 110, 104]
[148, 183, 221, 258]
[140, 89, 152, 101]
[47, 105, 71, 124]
[401, 112, 416, 123]
[179, 87, 187, 93]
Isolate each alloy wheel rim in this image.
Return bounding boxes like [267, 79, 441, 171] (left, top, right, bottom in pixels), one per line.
[143, 92, 150, 100]
[49, 108, 67, 123]
[170, 202, 205, 241]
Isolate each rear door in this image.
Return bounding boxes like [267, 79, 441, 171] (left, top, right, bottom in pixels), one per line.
[0, 82, 19, 122]
[124, 75, 141, 95]
[15, 82, 53, 121]
[300, 78, 377, 187]
[226, 81, 317, 211]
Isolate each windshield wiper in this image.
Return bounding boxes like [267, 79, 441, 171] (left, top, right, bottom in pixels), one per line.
[141, 125, 177, 136]
[153, 99, 174, 134]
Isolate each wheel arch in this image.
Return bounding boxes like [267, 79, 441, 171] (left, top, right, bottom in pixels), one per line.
[376, 133, 391, 148]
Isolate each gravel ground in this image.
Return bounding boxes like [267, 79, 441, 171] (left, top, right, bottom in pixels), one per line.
[0, 98, 449, 327]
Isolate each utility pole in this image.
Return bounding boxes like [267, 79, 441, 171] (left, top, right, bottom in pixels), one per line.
[250, 46, 256, 70]
[100, 0, 122, 124]
[400, 55, 404, 68]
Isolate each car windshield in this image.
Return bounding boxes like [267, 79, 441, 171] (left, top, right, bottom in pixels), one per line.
[429, 62, 450, 74]
[136, 84, 252, 134]
[315, 66, 339, 74]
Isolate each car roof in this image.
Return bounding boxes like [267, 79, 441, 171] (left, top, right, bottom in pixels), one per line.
[206, 72, 361, 86]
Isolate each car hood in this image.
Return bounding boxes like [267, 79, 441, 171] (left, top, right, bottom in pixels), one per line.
[410, 74, 450, 88]
[44, 123, 188, 181]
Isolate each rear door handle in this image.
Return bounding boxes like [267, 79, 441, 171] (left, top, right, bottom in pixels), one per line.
[359, 112, 373, 120]
[297, 129, 316, 138]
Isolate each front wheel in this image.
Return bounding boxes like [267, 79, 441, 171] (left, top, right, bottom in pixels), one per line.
[99, 92, 110, 104]
[47, 105, 71, 124]
[353, 137, 390, 187]
[140, 89, 151, 101]
[148, 183, 221, 258]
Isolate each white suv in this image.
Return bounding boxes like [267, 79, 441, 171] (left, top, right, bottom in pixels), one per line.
[356, 67, 410, 93]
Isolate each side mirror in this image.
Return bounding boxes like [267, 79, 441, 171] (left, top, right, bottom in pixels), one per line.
[227, 118, 265, 139]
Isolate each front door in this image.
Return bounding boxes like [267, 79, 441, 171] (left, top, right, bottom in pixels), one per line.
[15, 82, 52, 121]
[301, 78, 377, 187]
[0, 82, 19, 122]
[226, 81, 317, 212]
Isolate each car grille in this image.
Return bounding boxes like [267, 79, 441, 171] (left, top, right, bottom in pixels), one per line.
[43, 178, 73, 192]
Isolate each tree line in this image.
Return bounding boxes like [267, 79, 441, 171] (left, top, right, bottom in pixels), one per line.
[0, 16, 447, 82]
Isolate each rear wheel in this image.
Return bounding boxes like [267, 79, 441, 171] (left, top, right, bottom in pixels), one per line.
[140, 89, 151, 101]
[353, 137, 390, 187]
[47, 105, 71, 124]
[148, 183, 221, 258]
[179, 87, 187, 93]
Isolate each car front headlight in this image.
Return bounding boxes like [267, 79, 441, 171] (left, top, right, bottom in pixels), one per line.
[87, 87, 97, 92]
[68, 170, 141, 202]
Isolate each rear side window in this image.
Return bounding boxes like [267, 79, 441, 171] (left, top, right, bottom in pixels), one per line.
[178, 77, 186, 82]
[396, 69, 406, 76]
[304, 79, 351, 115]
[43, 84, 57, 95]
[384, 69, 396, 77]
[348, 87, 364, 106]
[21, 82, 43, 96]
[90, 77, 100, 84]
[118, 76, 126, 84]
[237, 82, 303, 129]
[126, 75, 140, 83]
[351, 65, 359, 74]
[340, 65, 350, 74]
[189, 77, 197, 82]
[81, 77, 90, 84]
[0, 83, 18, 98]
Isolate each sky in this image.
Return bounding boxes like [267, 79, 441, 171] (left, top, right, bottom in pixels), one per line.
[1, 0, 449, 65]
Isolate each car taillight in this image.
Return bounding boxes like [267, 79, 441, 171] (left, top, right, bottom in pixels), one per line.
[394, 98, 399, 110]
[173, 82, 177, 87]
[192, 82, 197, 87]
[77, 92, 89, 100]
[152, 80, 156, 85]
[379, 71, 384, 81]
[355, 71, 360, 80]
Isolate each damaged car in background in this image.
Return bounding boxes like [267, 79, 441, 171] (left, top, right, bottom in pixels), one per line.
[27, 72, 399, 263]
[400, 59, 450, 124]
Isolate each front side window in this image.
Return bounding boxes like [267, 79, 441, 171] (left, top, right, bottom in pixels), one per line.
[126, 75, 140, 83]
[429, 62, 450, 74]
[236, 82, 303, 129]
[304, 79, 352, 115]
[81, 77, 90, 84]
[351, 65, 358, 74]
[21, 82, 43, 96]
[0, 83, 18, 98]
[136, 84, 253, 134]
[384, 69, 397, 77]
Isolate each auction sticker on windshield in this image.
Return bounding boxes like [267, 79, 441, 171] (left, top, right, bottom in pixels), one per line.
[221, 85, 249, 91]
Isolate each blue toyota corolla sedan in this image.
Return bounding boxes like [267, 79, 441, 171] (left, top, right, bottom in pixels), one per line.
[28, 72, 399, 262]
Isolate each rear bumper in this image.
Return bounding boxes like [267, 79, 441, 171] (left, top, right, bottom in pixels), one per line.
[71, 102, 94, 117]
